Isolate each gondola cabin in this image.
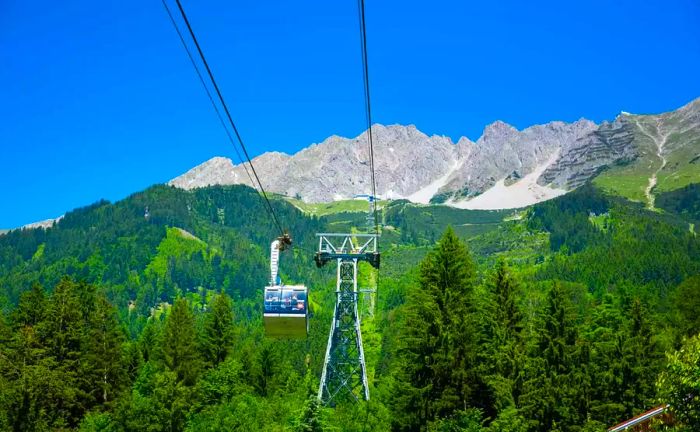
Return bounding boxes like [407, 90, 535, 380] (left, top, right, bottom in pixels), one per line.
[263, 236, 308, 338]
[264, 285, 308, 338]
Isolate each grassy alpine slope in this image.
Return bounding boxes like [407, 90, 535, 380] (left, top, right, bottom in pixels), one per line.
[0, 182, 699, 430]
[593, 98, 700, 207]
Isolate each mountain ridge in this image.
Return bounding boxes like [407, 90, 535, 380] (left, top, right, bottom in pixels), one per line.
[170, 97, 700, 209]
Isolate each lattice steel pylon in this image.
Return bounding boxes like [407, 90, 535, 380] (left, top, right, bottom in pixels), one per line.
[315, 233, 379, 404]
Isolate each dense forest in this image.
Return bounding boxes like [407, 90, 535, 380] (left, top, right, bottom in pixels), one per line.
[0, 183, 699, 431]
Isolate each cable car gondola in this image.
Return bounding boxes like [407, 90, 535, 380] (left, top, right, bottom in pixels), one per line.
[263, 235, 308, 338]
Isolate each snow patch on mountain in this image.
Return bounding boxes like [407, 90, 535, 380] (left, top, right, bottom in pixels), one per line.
[448, 152, 567, 210]
[407, 161, 463, 204]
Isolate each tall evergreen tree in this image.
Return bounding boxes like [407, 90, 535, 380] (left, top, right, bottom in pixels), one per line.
[295, 396, 327, 432]
[490, 260, 523, 341]
[200, 293, 234, 367]
[81, 295, 127, 406]
[519, 282, 580, 432]
[420, 227, 477, 413]
[3, 278, 117, 429]
[39, 277, 86, 427]
[478, 259, 525, 418]
[2, 291, 54, 431]
[161, 298, 201, 386]
[252, 342, 280, 397]
[390, 227, 478, 430]
[3, 325, 62, 432]
[540, 283, 577, 375]
[390, 287, 442, 431]
[621, 299, 661, 417]
[584, 295, 626, 425]
[42, 277, 83, 364]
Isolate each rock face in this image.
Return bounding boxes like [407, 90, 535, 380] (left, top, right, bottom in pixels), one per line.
[169, 157, 240, 190]
[441, 119, 597, 199]
[169, 97, 700, 209]
[21, 216, 64, 230]
[538, 118, 637, 189]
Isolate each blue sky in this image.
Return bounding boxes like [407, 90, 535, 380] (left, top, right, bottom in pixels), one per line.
[2, 0, 700, 228]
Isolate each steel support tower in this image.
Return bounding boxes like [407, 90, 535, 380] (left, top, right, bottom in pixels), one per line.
[315, 233, 379, 404]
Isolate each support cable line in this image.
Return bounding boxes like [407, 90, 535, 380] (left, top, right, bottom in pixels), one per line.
[161, 0, 255, 191]
[357, 0, 381, 333]
[357, 0, 379, 236]
[170, 0, 285, 236]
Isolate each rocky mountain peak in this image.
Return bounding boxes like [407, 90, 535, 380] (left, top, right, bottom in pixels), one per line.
[479, 120, 519, 144]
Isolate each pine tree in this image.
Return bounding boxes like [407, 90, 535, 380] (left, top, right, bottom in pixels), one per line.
[42, 277, 83, 364]
[2, 285, 53, 430]
[519, 282, 580, 432]
[200, 293, 235, 367]
[491, 260, 523, 341]
[253, 341, 280, 397]
[584, 294, 626, 425]
[295, 396, 326, 432]
[81, 295, 127, 405]
[117, 367, 193, 432]
[540, 283, 577, 375]
[390, 287, 442, 431]
[621, 299, 661, 417]
[390, 227, 478, 430]
[420, 227, 477, 413]
[478, 259, 525, 417]
[21, 277, 94, 429]
[2, 324, 59, 431]
[161, 298, 201, 386]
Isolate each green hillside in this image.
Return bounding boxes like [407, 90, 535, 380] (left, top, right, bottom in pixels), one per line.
[594, 101, 700, 206]
[283, 197, 386, 216]
[1, 183, 700, 431]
